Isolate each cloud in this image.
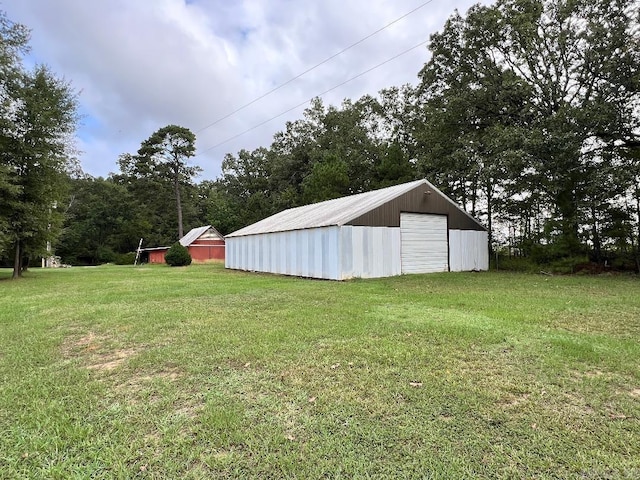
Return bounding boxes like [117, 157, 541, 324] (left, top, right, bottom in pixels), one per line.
[3, 0, 491, 180]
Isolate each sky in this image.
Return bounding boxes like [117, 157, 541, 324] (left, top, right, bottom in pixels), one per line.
[4, 0, 491, 181]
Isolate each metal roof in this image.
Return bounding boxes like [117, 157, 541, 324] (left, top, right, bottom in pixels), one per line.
[179, 225, 222, 246]
[226, 180, 439, 237]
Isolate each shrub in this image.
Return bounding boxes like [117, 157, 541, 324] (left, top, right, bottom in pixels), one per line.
[165, 242, 192, 266]
[114, 252, 137, 265]
[96, 246, 116, 264]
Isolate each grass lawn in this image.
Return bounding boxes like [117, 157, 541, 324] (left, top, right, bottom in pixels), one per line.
[0, 264, 639, 479]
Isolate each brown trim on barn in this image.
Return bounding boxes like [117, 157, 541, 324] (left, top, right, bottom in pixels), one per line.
[346, 183, 485, 231]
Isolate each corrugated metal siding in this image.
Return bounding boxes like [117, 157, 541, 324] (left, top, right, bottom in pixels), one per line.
[339, 226, 401, 279]
[225, 223, 487, 278]
[449, 230, 489, 271]
[400, 213, 449, 274]
[225, 225, 401, 280]
[225, 226, 341, 279]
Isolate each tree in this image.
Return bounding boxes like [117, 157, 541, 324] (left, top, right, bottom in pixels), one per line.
[301, 155, 350, 203]
[218, 147, 275, 229]
[55, 176, 145, 265]
[414, 9, 532, 251]
[0, 12, 29, 259]
[0, 13, 78, 280]
[415, 0, 640, 258]
[360, 87, 419, 188]
[113, 152, 193, 248]
[196, 180, 242, 236]
[268, 96, 416, 206]
[137, 125, 200, 239]
[0, 163, 19, 254]
[0, 12, 79, 278]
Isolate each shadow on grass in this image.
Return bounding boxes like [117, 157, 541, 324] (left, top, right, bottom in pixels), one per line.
[0, 268, 40, 281]
[0, 268, 15, 281]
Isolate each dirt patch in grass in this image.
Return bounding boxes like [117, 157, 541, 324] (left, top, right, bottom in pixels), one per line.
[123, 369, 182, 384]
[61, 331, 140, 371]
[87, 348, 138, 371]
[112, 366, 198, 418]
[114, 367, 183, 393]
[561, 392, 596, 416]
[174, 399, 205, 420]
[499, 393, 531, 409]
[61, 331, 99, 354]
[61, 331, 104, 360]
[570, 369, 617, 382]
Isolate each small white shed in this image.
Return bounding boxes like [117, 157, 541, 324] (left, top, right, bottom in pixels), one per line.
[225, 179, 488, 280]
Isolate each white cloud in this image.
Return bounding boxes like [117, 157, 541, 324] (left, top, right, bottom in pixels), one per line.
[3, 0, 493, 180]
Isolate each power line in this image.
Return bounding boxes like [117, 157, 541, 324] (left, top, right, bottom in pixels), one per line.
[196, 38, 429, 156]
[195, 0, 436, 134]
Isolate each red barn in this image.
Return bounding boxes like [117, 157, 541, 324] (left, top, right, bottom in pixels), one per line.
[145, 225, 225, 264]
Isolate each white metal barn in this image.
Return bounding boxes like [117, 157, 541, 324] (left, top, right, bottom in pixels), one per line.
[225, 179, 488, 280]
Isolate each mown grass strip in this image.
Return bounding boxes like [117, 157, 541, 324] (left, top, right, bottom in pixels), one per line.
[1, 265, 638, 478]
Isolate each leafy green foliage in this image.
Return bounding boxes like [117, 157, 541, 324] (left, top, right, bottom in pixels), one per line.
[196, 180, 242, 236]
[414, 0, 640, 260]
[164, 242, 191, 266]
[137, 125, 200, 239]
[215, 97, 419, 233]
[0, 21, 78, 278]
[113, 154, 190, 248]
[217, 147, 276, 232]
[301, 156, 350, 203]
[55, 177, 145, 265]
[114, 252, 136, 265]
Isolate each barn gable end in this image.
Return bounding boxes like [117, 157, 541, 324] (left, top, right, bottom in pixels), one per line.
[347, 180, 485, 231]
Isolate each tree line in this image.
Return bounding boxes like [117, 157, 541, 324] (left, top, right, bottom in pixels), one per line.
[2, 0, 639, 274]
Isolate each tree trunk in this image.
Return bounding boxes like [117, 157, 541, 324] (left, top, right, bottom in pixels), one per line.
[175, 174, 183, 239]
[486, 179, 493, 255]
[12, 240, 21, 279]
[556, 180, 581, 256]
[590, 203, 601, 262]
[470, 173, 478, 217]
[635, 184, 640, 273]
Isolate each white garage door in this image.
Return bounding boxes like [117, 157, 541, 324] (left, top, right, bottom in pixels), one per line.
[400, 213, 448, 274]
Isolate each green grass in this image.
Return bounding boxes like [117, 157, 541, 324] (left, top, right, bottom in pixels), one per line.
[1, 264, 639, 479]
